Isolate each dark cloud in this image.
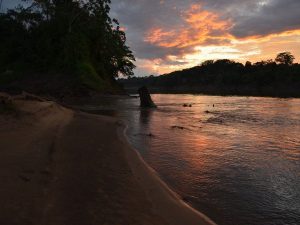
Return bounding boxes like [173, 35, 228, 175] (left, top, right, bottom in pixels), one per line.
[1, 0, 26, 10]
[131, 42, 187, 59]
[160, 59, 189, 66]
[195, 0, 300, 37]
[110, 0, 300, 60]
[110, 0, 193, 59]
[229, 0, 300, 37]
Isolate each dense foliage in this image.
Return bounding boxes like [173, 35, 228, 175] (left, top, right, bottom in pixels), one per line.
[0, 0, 135, 95]
[120, 53, 300, 97]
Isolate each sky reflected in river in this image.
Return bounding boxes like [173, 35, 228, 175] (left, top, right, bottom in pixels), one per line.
[76, 94, 300, 225]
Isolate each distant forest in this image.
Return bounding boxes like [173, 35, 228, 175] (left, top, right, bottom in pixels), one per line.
[0, 0, 135, 97]
[119, 52, 300, 97]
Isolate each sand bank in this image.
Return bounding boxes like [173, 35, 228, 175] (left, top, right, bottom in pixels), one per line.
[0, 94, 216, 225]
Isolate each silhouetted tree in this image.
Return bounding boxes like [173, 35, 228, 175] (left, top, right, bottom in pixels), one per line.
[245, 61, 252, 67]
[275, 52, 295, 65]
[120, 52, 300, 97]
[201, 60, 214, 66]
[0, 0, 135, 93]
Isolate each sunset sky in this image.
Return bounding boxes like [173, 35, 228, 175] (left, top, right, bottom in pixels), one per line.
[3, 0, 300, 76]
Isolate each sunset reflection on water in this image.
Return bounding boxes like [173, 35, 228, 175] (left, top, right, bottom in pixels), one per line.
[80, 94, 300, 225]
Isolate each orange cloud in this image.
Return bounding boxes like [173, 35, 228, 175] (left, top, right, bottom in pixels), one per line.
[139, 4, 300, 75]
[144, 4, 232, 49]
[138, 29, 300, 75]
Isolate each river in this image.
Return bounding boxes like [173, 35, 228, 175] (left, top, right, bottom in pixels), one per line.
[78, 94, 300, 225]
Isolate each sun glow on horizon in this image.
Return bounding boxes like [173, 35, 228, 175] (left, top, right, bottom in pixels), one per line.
[134, 4, 300, 76]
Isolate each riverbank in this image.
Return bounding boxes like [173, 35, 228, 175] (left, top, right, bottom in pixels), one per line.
[119, 61, 300, 99]
[122, 86, 300, 98]
[0, 93, 215, 225]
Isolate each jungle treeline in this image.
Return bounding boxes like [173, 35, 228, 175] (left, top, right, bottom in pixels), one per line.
[0, 0, 135, 97]
[120, 53, 300, 98]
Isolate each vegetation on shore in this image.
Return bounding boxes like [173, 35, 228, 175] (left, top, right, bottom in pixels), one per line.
[0, 0, 135, 97]
[120, 52, 300, 97]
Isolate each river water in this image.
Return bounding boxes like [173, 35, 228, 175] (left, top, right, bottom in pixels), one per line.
[79, 94, 300, 225]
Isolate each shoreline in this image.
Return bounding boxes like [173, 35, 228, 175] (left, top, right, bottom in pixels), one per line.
[118, 123, 216, 225]
[122, 87, 300, 99]
[0, 94, 216, 225]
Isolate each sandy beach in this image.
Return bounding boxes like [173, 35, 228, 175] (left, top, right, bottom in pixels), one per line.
[0, 94, 216, 225]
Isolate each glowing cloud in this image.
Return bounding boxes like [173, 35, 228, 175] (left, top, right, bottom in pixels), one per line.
[144, 4, 232, 49]
[140, 3, 300, 75]
[110, 0, 300, 75]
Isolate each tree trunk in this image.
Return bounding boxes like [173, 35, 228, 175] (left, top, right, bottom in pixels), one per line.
[138, 86, 156, 108]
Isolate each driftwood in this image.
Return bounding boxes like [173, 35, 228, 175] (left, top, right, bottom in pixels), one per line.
[138, 86, 156, 108]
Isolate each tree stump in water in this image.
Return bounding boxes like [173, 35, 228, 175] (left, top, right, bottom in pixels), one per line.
[138, 86, 156, 108]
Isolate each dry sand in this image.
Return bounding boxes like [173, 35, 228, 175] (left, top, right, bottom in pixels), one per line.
[0, 94, 216, 225]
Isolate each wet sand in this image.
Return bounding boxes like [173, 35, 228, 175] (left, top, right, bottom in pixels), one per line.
[0, 94, 216, 225]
